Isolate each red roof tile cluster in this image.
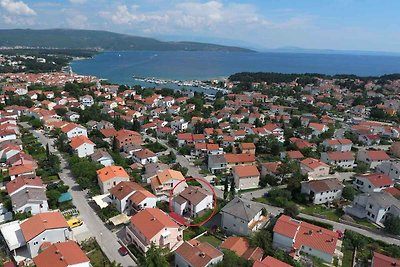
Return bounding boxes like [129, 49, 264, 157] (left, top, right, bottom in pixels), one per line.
[20, 212, 69, 241]
[372, 251, 400, 267]
[220, 237, 264, 261]
[33, 241, 89, 267]
[356, 173, 394, 187]
[253, 256, 293, 267]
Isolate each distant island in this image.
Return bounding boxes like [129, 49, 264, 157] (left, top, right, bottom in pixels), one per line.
[0, 29, 253, 52]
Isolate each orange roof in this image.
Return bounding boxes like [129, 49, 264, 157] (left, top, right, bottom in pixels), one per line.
[60, 123, 83, 133]
[372, 251, 400, 267]
[130, 208, 179, 240]
[240, 143, 256, 149]
[220, 237, 263, 261]
[365, 150, 391, 161]
[286, 150, 304, 159]
[69, 135, 94, 149]
[6, 176, 43, 194]
[273, 215, 337, 255]
[33, 241, 89, 267]
[8, 164, 35, 176]
[325, 151, 354, 161]
[96, 165, 129, 182]
[253, 256, 292, 267]
[176, 240, 223, 267]
[20, 212, 69, 241]
[300, 158, 329, 170]
[129, 190, 156, 205]
[152, 169, 185, 186]
[100, 128, 117, 138]
[308, 122, 327, 132]
[357, 173, 394, 187]
[233, 165, 260, 177]
[224, 153, 255, 163]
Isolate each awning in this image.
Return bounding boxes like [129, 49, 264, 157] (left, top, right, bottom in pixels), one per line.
[92, 193, 112, 209]
[108, 214, 130, 226]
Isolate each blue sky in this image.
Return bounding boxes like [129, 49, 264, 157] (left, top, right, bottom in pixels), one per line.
[0, 0, 399, 52]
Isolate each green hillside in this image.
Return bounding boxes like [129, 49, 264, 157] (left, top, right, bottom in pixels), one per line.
[0, 29, 253, 52]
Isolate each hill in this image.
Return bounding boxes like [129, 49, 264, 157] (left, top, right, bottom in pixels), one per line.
[0, 29, 253, 52]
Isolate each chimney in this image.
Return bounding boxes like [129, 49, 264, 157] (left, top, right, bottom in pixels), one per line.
[308, 230, 313, 235]
[199, 252, 205, 258]
[60, 256, 65, 261]
[55, 249, 60, 254]
[391, 262, 397, 266]
[318, 229, 323, 234]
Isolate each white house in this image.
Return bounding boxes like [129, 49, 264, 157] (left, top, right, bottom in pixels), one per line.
[126, 208, 183, 253]
[109, 181, 157, 214]
[300, 158, 330, 179]
[132, 149, 158, 165]
[320, 151, 355, 169]
[91, 149, 114, 166]
[221, 197, 268, 236]
[172, 186, 213, 217]
[232, 165, 260, 190]
[69, 135, 95, 158]
[353, 173, 394, 193]
[20, 212, 71, 258]
[61, 123, 88, 138]
[357, 150, 391, 169]
[344, 191, 400, 224]
[79, 95, 94, 108]
[322, 139, 353, 152]
[376, 161, 400, 181]
[301, 178, 344, 204]
[0, 130, 17, 143]
[273, 215, 338, 263]
[97, 165, 130, 194]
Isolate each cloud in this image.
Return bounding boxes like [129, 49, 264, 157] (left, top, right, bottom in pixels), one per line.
[0, 0, 36, 15]
[69, 0, 87, 4]
[66, 13, 88, 28]
[99, 1, 310, 36]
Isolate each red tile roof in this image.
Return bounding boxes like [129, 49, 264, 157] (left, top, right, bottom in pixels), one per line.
[372, 251, 400, 267]
[6, 176, 43, 194]
[253, 256, 292, 267]
[97, 165, 129, 182]
[357, 173, 394, 187]
[33, 241, 89, 267]
[365, 150, 391, 161]
[325, 151, 354, 161]
[301, 158, 329, 170]
[20, 212, 69, 241]
[69, 135, 94, 149]
[220, 237, 263, 261]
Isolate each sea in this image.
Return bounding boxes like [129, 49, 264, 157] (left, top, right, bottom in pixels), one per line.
[71, 51, 400, 93]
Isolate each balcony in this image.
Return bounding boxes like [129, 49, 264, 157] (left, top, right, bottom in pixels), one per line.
[248, 215, 269, 231]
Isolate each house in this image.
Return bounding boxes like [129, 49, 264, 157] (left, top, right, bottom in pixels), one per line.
[359, 134, 381, 146]
[109, 181, 157, 214]
[253, 256, 292, 267]
[301, 178, 344, 204]
[192, 143, 223, 157]
[353, 174, 394, 193]
[232, 165, 260, 190]
[172, 186, 213, 217]
[220, 237, 264, 262]
[371, 252, 400, 267]
[150, 169, 187, 198]
[20, 212, 71, 257]
[177, 133, 193, 147]
[357, 150, 391, 169]
[60, 123, 87, 138]
[175, 240, 223, 267]
[320, 151, 355, 169]
[308, 123, 329, 136]
[225, 153, 256, 171]
[91, 149, 114, 166]
[344, 191, 400, 224]
[280, 150, 304, 161]
[125, 208, 183, 253]
[221, 197, 268, 236]
[171, 119, 188, 132]
[141, 163, 169, 183]
[65, 111, 80, 122]
[300, 158, 330, 179]
[0, 129, 17, 143]
[33, 240, 90, 267]
[239, 143, 256, 154]
[132, 149, 158, 165]
[79, 95, 94, 107]
[376, 161, 400, 181]
[273, 215, 338, 263]
[96, 165, 130, 194]
[115, 129, 142, 148]
[69, 135, 95, 158]
[8, 164, 36, 180]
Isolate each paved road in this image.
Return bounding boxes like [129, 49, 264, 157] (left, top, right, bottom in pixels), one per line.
[20, 123, 137, 267]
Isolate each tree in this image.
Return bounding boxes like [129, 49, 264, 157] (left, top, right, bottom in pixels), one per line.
[223, 177, 229, 200]
[230, 179, 236, 199]
[342, 186, 356, 201]
[284, 203, 299, 217]
[142, 243, 169, 267]
[46, 143, 50, 159]
[354, 161, 369, 174]
[384, 216, 400, 235]
[112, 136, 118, 152]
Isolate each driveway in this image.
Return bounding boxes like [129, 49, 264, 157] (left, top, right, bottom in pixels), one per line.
[20, 123, 137, 267]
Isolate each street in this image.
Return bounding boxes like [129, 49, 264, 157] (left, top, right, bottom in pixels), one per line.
[20, 123, 137, 267]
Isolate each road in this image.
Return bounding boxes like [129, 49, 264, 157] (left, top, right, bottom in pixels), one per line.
[20, 123, 137, 267]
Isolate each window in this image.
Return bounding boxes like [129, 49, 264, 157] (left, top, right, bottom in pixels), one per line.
[33, 241, 38, 245]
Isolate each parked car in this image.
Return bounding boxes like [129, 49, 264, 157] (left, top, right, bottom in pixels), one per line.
[67, 218, 83, 228]
[118, 246, 129, 256]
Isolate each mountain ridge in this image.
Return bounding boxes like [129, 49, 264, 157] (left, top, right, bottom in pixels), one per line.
[0, 28, 254, 52]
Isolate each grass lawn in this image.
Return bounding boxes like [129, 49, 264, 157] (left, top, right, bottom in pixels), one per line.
[301, 205, 343, 221]
[342, 248, 354, 267]
[81, 238, 112, 267]
[353, 218, 378, 229]
[196, 234, 222, 247]
[238, 187, 261, 194]
[183, 228, 197, 241]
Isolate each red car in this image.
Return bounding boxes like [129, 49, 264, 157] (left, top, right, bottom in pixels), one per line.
[118, 246, 129, 256]
[336, 230, 344, 239]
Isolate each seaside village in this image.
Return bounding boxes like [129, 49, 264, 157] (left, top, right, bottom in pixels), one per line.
[0, 71, 400, 267]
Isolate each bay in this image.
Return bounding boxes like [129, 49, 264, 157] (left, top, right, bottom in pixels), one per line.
[71, 50, 400, 86]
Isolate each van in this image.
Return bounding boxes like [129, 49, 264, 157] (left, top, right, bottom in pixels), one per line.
[67, 218, 83, 228]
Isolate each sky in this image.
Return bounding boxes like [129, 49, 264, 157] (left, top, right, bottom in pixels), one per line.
[0, 0, 400, 52]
